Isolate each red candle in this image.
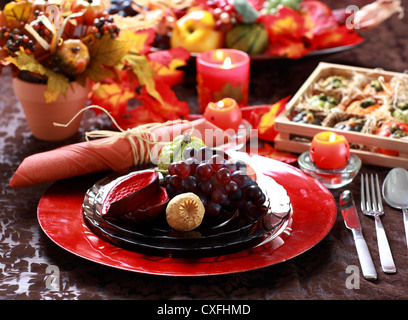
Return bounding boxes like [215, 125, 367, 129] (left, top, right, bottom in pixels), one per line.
[203, 98, 242, 132]
[309, 131, 350, 169]
[196, 49, 250, 113]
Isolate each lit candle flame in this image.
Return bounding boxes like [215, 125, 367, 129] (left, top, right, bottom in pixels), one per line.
[329, 133, 336, 142]
[221, 57, 232, 69]
[217, 100, 225, 108]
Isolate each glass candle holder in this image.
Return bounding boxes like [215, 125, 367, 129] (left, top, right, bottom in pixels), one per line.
[298, 152, 361, 189]
[196, 49, 250, 113]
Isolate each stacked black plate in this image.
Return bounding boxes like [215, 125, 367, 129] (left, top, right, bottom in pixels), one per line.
[83, 171, 291, 258]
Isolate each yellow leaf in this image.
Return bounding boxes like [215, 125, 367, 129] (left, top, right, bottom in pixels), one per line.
[169, 58, 188, 70]
[258, 102, 281, 135]
[82, 34, 131, 83]
[6, 52, 69, 102]
[271, 16, 300, 36]
[120, 30, 151, 54]
[3, 1, 31, 24]
[43, 70, 70, 103]
[123, 51, 163, 104]
[88, 34, 131, 67]
[83, 61, 116, 83]
[5, 51, 47, 75]
[151, 58, 187, 77]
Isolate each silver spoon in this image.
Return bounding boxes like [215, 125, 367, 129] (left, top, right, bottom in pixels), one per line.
[382, 167, 408, 250]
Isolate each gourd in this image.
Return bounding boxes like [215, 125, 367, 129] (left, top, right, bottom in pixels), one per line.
[55, 39, 90, 76]
[225, 23, 269, 55]
[158, 133, 206, 172]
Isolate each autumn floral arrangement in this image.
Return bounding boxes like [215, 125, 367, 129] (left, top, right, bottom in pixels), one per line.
[113, 0, 366, 59]
[0, 0, 191, 127]
[113, 0, 403, 59]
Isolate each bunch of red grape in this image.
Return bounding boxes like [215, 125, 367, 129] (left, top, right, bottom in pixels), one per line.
[204, 0, 240, 31]
[163, 147, 267, 219]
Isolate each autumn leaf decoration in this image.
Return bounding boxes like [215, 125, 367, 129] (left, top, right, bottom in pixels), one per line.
[0, 1, 190, 123]
[5, 52, 69, 102]
[242, 96, 290, 142]
[257, 1, 364, 58]
[242, 96, 298, 164]
[89, 29, 191, 128]
[2, 0, 30, 26]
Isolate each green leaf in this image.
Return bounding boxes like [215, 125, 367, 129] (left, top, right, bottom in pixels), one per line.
[234, 0, 259, 24]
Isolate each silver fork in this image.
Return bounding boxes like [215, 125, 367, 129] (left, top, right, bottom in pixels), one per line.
[361, 173, 396, 273]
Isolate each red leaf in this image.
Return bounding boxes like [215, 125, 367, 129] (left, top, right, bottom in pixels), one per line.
[89, 82, 136, 118]
[258, 6, 310, 58]
[265, 38, 309, 58]
[309, 25, 363, 50]
[128, 28, 156, 55]
[147, 47, 190, 86]
[258, 6, 308, 41]
[257, 142, 298, 164]
[139, 78, 189, 119]
[242, 97, 290, 141]
[258, 0, 365, 58]
[299, 0, 339, 38]
[299, 0, 363, 49]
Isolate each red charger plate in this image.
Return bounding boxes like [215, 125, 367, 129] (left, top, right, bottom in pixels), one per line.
[37, 156, 336, 276]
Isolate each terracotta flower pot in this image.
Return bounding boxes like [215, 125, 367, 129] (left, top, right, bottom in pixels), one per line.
[13, 77, 91, 141]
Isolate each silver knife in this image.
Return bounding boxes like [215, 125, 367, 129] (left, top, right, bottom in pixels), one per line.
[340, 190, 377, 280]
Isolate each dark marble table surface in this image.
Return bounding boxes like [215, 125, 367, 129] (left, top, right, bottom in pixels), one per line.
[1, 0, 408, 301]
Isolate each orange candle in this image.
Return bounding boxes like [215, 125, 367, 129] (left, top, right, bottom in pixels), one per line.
[203, 98, 242, 131]
[196, 49, 250, 113]
[309, 131, 350, 169]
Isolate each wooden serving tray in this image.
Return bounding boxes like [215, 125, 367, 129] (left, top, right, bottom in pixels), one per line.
[274, 62, 408, 169]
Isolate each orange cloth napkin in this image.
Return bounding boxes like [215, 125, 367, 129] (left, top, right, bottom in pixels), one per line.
[10, 119, 230, 188]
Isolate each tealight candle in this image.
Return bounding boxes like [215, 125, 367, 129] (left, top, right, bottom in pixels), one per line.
[203, 98, 242, 131]
[309, 131, 350, 169]
[196, 49, 250, 113]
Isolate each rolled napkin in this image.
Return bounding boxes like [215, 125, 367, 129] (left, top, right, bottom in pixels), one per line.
[10, 117, 232, 188]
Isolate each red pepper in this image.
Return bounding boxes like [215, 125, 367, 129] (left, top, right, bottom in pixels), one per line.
[376, 121, 408, 156]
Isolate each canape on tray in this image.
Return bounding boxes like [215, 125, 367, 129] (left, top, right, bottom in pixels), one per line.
[275, 63, 408, 169]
